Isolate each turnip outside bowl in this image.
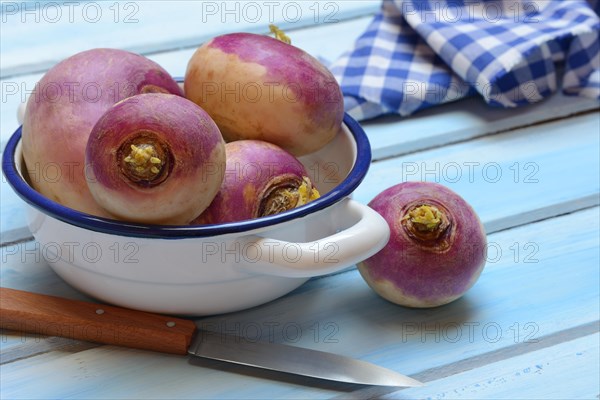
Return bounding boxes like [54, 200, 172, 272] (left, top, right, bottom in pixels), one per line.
[2, 114, 390, 316]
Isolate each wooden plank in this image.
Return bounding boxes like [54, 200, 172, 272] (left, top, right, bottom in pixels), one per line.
[353, 112, 600, 233]
[0, 345, 351, 399]
[340, 333, 600, 399]
[0, 330, 99, 364]
[0, 1, 379, 78]
[363, 94, 600, 161]
[381, 333, 600, 399]
[1, 207, 598, 398]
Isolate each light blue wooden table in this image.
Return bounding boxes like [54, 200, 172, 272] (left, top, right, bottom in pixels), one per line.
[1, 2, 599, 399]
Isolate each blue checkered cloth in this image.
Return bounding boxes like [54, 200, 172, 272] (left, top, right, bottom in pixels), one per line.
[331, 0, 600, 121]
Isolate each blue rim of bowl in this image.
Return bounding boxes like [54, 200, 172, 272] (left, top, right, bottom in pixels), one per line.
[2, 113, 371, 239]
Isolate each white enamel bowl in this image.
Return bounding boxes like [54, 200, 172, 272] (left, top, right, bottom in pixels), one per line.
[2, 114, 390, 316]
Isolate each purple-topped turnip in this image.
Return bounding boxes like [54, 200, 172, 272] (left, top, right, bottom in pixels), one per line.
[85, 93, 225, 225]
[22, 48, 183, 216]
[184, 29, 344, 156]
[191, 140, 319, 224]
[358, 182, 487, 308]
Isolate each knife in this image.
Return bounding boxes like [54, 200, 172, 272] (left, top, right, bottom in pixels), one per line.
[0, 287, 422, 387]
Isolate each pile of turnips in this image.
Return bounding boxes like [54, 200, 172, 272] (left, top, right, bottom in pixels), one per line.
[21, 27, 343, 225]
[21, 28, 487, 308]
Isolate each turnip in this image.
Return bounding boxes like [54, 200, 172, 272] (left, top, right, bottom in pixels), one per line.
[184, 29, 344, 156]
[22, 48, 183, 216]
[191, 140, 319, 224]
[85, 93, 226, 225]
[358, 182, 487, 308]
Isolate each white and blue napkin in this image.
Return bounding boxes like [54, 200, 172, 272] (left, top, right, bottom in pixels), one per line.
[331, 0, 600, 121]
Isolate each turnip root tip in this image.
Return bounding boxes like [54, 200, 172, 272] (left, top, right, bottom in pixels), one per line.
[118, 137, 171, 186]
[259, 176, 320, 217]
[191, 140, 319, 225]
[401, 203, 452, 250]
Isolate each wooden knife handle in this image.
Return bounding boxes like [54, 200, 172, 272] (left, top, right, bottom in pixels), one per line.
[0, 287, 196, 355]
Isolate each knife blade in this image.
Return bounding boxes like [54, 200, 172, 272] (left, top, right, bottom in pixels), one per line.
[0, 287, 422, 387]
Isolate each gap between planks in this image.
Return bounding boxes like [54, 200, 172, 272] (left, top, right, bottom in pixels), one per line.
[0, 230, 34, 248]
[0, 329, 100, 365]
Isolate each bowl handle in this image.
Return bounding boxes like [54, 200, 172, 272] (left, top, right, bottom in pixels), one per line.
[235, 199, 390, 278]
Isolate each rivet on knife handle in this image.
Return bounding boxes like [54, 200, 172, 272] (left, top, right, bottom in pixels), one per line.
[0, 287, 196, 355]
